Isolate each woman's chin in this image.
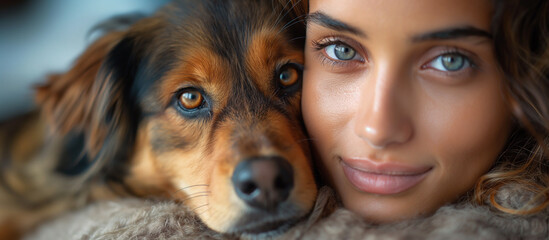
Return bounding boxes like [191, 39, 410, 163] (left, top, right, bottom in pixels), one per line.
[336, 186, 439, 224]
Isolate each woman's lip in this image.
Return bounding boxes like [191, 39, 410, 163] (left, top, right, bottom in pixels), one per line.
[340, 157, 432, 195]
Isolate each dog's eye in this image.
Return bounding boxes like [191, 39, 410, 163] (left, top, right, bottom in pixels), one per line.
[278, 66, 299, 87]
[173, 88, 211, 119]
[276, 63, 302, 89]
[274, 63, 303, 98]
[179, 89, 204, 110]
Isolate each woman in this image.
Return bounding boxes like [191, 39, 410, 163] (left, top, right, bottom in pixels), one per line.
[298, 0, 549, 224]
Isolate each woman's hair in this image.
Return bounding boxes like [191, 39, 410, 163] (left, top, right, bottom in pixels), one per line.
[474, 0, 549, 214]
[287, 0, 549, 215]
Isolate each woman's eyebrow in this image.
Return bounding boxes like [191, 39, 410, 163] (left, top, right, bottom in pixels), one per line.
[307, 11, 366, 37]
[412, 26, 493, 42]
[307, 11, 491, 43]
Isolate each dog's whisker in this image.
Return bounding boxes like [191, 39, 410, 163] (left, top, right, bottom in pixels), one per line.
[195, 204, 210, 214]
[289, 0, 303, 11]
[180, 184, 210, 191]
[274, 0, 296, 27]
[186, 190, 212, 196]
[182, 195, 210, 204]
[171, 184, 210, 196]
[196, 206, 211, 221]
[181, 192, 211, 204]
[277, 16, 305, 34]
[288, 36, 306, 44]
[278, 16, 305, 35]
[191, 203, 210, 213]
[274, 0, 303, 28]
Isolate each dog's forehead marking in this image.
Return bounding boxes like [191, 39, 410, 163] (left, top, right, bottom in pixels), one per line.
[158, 45, 232, 110]
[245, 28, 304, 97]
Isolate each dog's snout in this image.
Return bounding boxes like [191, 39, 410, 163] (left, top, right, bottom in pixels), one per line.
[231, 156, 294, 211]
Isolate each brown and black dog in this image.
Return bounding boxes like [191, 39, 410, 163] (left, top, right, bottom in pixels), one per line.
[0, 0, 316, 238]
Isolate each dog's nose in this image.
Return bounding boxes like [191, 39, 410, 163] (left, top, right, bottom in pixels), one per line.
[231, 156, 294, 211]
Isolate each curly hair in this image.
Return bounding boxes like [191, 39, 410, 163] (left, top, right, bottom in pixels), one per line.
[474, 0, 549, 214]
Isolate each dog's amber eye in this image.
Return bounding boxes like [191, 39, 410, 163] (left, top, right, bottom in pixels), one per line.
[179, 90, 204, 109]
[278, 66, 299, 87]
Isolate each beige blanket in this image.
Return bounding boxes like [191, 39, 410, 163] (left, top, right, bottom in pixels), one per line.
[25, 186, 549, 240]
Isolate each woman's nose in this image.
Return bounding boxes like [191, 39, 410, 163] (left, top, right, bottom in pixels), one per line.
[354, 68, 413, 149]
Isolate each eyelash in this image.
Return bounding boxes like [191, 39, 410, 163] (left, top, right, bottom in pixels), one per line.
[311, 37, 478, 76]
[424, 48, 477, 70]
[311, 37, 365, 69]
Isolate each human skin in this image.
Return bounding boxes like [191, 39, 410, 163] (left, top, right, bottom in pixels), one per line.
[302, 0, 513, 223]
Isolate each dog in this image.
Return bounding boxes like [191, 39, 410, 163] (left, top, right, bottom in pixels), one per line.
[0, 0, 316, 238]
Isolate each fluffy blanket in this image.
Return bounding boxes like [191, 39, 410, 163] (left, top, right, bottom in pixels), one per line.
[25, 186, 548, 240]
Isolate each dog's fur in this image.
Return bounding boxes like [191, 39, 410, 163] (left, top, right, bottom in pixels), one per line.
[0, 0, 317, 238]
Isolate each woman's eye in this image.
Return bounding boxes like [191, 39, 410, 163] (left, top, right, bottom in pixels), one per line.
[427, 53, 471, 72]
[179, 89, 204, 110]
[325, 43, 357, 61]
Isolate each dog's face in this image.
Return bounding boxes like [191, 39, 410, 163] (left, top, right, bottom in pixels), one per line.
[37, 0, 316, 234]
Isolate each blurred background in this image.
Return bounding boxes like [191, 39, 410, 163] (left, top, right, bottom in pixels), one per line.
[0, 0, 170, 121]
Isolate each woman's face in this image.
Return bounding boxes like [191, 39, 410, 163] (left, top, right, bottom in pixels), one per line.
[303, 0, 512, 222]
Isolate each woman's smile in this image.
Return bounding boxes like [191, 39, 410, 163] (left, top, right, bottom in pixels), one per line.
[340, 157, 432, 195]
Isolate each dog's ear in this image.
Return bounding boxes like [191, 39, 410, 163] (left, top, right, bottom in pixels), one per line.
[85, 34, 145, 162]
[35, 27, 152, 167]
[35, 32, 125, 137]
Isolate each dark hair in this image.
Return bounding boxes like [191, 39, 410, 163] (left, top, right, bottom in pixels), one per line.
[474, 0, 549, 214]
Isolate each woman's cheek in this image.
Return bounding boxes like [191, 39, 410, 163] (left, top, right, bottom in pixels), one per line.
[303, 68, 358, 143]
